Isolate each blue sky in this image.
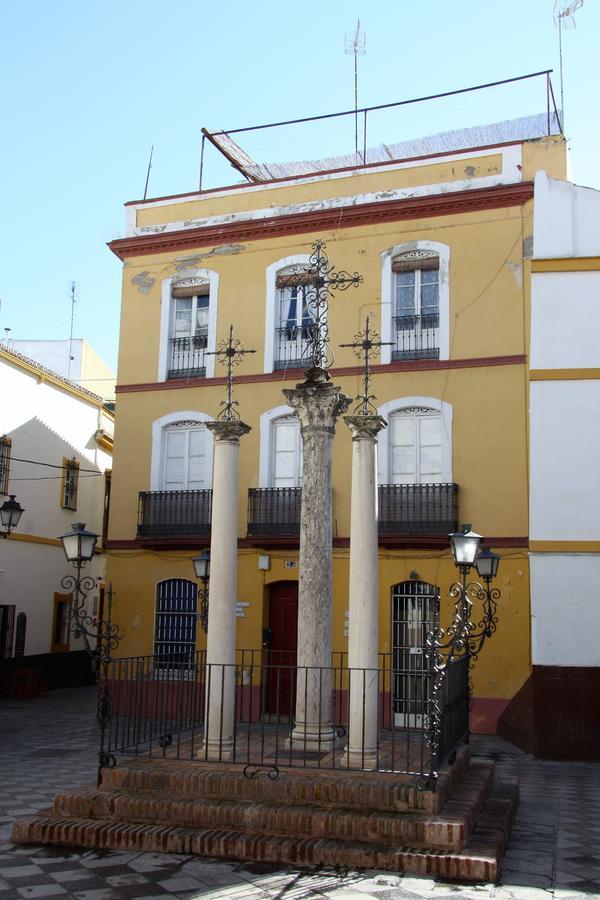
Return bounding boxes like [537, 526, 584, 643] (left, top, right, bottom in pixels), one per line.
[1, 0, 597, 376]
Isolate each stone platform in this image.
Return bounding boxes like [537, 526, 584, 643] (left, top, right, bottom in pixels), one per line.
[12, 745, 519, 883]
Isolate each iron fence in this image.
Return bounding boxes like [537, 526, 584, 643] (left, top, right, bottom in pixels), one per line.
[273, 326, 313, 370]
[137, 490, 212, 537]
[392, 314, 439, 361]
[167, 334, 208, 380]
[247, 488, 302, 535]
[103, 647, 468, 785]
[378, 483, 458, 534]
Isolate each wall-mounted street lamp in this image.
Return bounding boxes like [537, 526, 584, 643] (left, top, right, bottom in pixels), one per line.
[192, 551, 210, 633]
[0, 495, 24, 537]
[58, 521, 122, 788]
[58, 522, 99, 655]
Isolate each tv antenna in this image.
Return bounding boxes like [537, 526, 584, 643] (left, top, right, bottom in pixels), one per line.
[68, 282, 77, 379]
[553, 0, 583, 132]
[344, 19, 366, 162]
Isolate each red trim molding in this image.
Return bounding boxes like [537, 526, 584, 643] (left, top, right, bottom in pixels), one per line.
[116, 354, 527, 395]
[110, 182, 534, 260]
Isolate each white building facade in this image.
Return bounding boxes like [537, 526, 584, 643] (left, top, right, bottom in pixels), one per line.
[0, 345, 113, 688]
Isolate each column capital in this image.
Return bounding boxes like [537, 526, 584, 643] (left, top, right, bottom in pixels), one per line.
[283, 381, 350, 435]
[344, 415, 388, 442]
[206, 420, 251, 443]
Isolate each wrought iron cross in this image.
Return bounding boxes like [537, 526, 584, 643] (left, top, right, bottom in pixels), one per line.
[339, 316, 393, 415]
[278, 239, 363, 371]
[206, 324, 256, 420]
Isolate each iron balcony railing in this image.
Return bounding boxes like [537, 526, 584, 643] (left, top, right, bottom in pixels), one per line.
[137, 490, 212, 537]
[247, 487, 302, 535]
[392, 314, 439, 361]
[167, 333, 208, 380]
[378, 483, 458, 534]
[102, 649, 468, 782]
[273, 325, 313, 370]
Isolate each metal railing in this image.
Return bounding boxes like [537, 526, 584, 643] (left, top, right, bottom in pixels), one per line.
[247, 487, 302, 535]
[167, 334, 208, 380]
[103, 648, 468, 784]
[273, 325, 313, 370]
[137, 490, 212, 537]
[392, 314, 439, 361]
[378, 483, 458, 534]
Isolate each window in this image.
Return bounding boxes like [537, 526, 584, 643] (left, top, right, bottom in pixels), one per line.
[154, 579, 197, 670]
[389, 408, 442, 484]
[102, 471, 111, 548]
[168, 282, 210, 379]
[51, 593, 71, 652]
[380, 242, 450, 364]
[0, 436, 11, 494]
[274, 271, 316, 370]
[271, 415, 302, 488]
[158, 272, 219, 382]
[61, 458, 79, 510]
[392, 252, 439, 360]
[378, 397, 452, 485]
[163, 422, 211, 491]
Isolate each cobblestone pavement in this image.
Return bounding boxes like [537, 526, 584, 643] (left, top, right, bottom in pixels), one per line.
[1, 687, 599, 900]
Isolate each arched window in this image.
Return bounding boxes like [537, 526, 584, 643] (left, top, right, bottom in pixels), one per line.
[158, 270, 219, 381]
[380, 242, 450, 364]
[258, 406, 301, 488]
[150, 412, 213, 491]
[264, 255, 321, 373]
[378, 397, 452, 485]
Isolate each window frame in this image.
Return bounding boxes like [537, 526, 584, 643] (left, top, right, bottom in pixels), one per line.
[150, 411, 213, 492]
[377, 397, 453, 485]
[51, 593, 72, 653]
[0, 436, 11, 495]
[158, 270, 219, 382]
[265, 255, 318, 373]
[259, 405, 301, 488]
[61, 457, 79, 510]
[380, 241, 450, 364]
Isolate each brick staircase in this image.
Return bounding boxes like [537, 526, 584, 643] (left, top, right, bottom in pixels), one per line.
[12, 746, 518, 883]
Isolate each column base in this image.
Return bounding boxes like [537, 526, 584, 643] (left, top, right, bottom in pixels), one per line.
[287, 724, 339, 753]
[340, 748, 378, 770]
[198, 738, 235, 762]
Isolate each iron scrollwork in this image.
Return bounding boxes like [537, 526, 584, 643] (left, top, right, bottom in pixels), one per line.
[62, 565, 123, 787]
[279, 240, 362, 371]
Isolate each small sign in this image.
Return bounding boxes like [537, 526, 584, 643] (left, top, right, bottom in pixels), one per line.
[236, 602, 250, 607]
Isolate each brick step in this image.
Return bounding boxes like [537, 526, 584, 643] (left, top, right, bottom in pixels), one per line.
[11, 776, 519, 883]
[52, 785, 481, 852]
[99, 743, 473, 815]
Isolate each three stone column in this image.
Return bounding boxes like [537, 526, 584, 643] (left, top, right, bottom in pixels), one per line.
[284, 369, 350, 751]
[202, 419, 250, 760]
[342, 414, 387, 768]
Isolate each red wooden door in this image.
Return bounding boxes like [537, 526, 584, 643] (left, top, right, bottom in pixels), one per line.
[266, 581, 298, 716]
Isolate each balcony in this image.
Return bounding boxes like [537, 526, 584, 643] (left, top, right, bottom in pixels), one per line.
[247, 488, 302, 537]
[392, 314, 439, 361]
[137, 490, 212, 538]
[167, 334, 208, 380]
[378, 483, 458, 535]
[273, 325, 312, 371]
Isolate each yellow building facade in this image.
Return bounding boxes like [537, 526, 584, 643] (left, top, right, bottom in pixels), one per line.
[106, 127, 567, 733]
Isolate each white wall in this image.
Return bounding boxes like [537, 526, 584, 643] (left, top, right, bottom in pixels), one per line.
[531, 272, 600, 370]
[11, 340, 84, 381]
[0, 356, 112, 657]
[533, 172, 600, 259]
[531, 554, 600, 667]
[529, 381, 600, 541]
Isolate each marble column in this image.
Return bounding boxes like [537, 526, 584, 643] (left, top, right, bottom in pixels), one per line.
[201, 419, 250, 761]
[283, 368, 350, 751]
[341, 414, 387, 769]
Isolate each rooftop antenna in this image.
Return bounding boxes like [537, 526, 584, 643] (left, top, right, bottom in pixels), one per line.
[68, 282, 76, 379]
[143, 145, 154, 200]
[553, 0, 583, 132]
[344, 19, 366, 162]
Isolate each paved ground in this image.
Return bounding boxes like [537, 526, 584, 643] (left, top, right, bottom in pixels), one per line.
[1, 687, 599, 900]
